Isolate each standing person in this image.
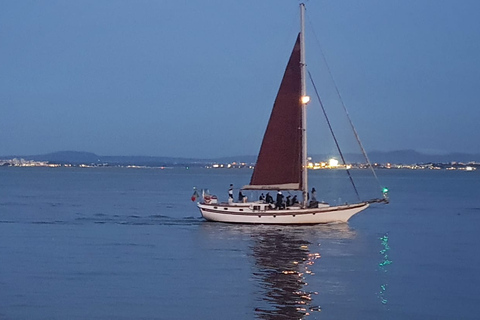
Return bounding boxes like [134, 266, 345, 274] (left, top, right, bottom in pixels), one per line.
[228, 184, 234, 203]
[259, 193, 265, 202]
[311, 187, 317, 202]
[276, 191, 284, 210]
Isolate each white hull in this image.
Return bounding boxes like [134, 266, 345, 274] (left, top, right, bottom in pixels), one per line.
[198, 202, 369, 224]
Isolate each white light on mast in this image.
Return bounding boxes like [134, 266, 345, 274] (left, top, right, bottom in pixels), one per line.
[301, 95, 310, 104]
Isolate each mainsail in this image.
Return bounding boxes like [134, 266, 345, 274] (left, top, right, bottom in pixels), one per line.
[244, 34, 303, 190]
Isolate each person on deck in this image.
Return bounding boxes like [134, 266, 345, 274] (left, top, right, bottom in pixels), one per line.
[238, 191, 247, 203]
[266, 192, 274, 204]
[311, 187, 317, 202]
[259, 193, 265, 202]
[292, 195, 299, 205]
[228, 184, 234, 203]
[309, 187, 318, 208]
[276, 191, 285, 210]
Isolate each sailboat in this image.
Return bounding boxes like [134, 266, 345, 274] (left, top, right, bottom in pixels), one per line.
[197, 3, 388, 224]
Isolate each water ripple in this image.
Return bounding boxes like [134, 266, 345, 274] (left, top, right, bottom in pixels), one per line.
[0, 214, 203, 226]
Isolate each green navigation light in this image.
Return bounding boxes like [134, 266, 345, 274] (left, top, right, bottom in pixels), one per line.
[382, 187, 389, 194]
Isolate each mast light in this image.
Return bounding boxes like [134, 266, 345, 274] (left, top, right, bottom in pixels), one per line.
[301, 95, 310, 104]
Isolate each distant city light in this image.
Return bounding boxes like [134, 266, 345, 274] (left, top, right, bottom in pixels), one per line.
[328, 158, 339, 167]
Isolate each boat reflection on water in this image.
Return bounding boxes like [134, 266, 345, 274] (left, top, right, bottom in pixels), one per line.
[198, 222, 356, 319]
[251, 232, 319, 319]
[249, 224, 356, 320]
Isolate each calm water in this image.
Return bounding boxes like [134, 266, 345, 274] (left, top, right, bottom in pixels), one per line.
[1, 167, 479, 319]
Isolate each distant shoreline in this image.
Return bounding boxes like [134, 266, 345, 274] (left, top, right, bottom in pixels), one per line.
[1, 157, 477, 171]
[1, 150, 479, 171]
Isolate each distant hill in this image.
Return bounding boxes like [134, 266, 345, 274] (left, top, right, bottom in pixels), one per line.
[2, 150, 480, 166]
[24, 151, 101, 164]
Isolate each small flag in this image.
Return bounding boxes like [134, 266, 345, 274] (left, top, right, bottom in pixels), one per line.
[191, 187, 200, 202]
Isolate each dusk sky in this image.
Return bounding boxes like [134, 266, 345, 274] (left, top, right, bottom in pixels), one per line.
[2, 0, 479, 158]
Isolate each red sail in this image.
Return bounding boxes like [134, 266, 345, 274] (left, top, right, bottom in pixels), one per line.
[244, 34, 302, 190]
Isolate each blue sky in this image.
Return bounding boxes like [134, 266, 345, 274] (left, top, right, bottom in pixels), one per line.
[1, 0, 479, 158]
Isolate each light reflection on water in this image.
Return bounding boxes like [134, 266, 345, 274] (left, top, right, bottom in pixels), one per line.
[251, 231, 319, 319]
[250, 224, 356, 319]
[378, 233, 392, 305]
[201, 223, 356, 319]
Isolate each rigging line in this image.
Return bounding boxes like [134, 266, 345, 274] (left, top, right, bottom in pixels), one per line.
[308, 71, 361, 201]
[305, 13, 383, 190]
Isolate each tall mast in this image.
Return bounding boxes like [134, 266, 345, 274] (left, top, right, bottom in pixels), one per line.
[300, 3, 308, 207]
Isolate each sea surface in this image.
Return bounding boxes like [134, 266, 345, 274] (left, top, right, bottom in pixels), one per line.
[1, 167, 479, 320]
